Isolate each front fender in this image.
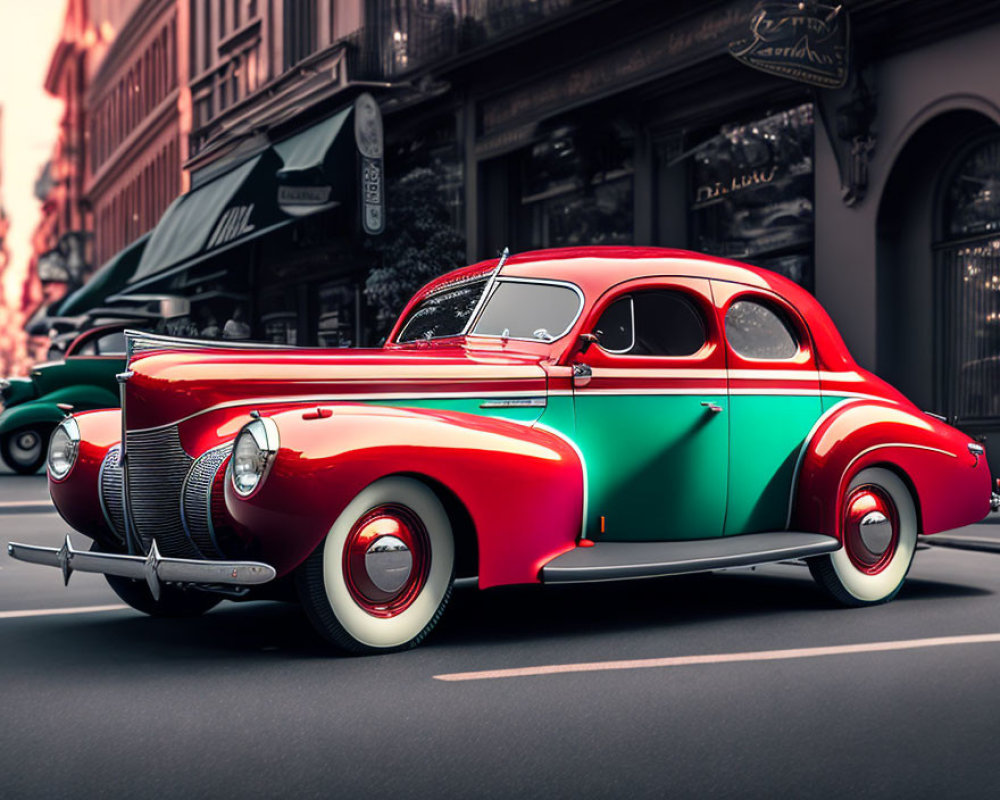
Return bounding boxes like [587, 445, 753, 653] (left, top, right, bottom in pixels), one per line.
[48, 409, 122, 544]
[792, 400, 991, 538]
[225, 404, 584, 587]
[0, 386, 119, 435]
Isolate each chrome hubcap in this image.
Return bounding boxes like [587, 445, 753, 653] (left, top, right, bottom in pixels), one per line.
[843, 485, 899, 575]
[859, 510, 892, 555]
[11, 431, 41, 463]
[364, 535, 413, 594]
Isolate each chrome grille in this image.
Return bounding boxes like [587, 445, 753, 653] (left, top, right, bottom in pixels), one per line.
[125, 425, 198, 557]
[98, 445, 126, 547]
[181, 445, 231, 558]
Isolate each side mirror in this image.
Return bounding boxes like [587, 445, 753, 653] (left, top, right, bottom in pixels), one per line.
[578, 332, 599, 354]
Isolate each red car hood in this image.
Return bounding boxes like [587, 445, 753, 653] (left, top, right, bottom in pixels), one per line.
[124, 346, 548, 430]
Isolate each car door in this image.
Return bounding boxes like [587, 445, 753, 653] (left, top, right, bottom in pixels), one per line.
[570, 278, 729, 541]
[711, 281, 822, 536]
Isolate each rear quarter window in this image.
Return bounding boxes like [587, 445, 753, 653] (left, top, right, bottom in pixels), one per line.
[725, 299, 798, 360]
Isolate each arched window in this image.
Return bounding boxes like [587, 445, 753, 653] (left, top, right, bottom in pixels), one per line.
[938, 135, 1000, 423]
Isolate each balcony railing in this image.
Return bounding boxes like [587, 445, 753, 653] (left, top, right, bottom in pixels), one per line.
[364, 0, 592, 77]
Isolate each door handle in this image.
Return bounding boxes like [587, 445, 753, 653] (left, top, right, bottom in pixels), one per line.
[701, 401, 723, 413]
[573, 363, 593, 388]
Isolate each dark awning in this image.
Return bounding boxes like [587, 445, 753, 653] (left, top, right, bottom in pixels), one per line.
[274, 106, 354, 217]
[56, 234, 149, 317]
[129, 150, 285, 286]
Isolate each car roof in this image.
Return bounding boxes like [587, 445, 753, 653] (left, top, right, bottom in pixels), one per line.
[396, 247, 856, 371]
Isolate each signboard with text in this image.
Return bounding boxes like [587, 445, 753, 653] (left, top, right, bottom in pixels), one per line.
[355, 93, 385, 236]
[729, 2, 849, 89]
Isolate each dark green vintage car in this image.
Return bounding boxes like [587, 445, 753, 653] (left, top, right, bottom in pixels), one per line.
[0, 326, 126, 473]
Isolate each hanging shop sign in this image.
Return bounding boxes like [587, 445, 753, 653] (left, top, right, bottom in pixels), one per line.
[729, 2, 849, 89]
[355, 93, 385, 236]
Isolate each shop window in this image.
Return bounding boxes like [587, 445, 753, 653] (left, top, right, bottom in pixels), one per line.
[938, 136, 1000, 422]
[725, 299, 798, 360]
[317, 280, 357, 347]
[690, 104, 814, 291]
[518, 121, 634, 249]
[594, 291, 706, 357]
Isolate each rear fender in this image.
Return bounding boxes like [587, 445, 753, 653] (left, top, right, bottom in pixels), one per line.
[792, 400, 990, 538]
[225, 404, 584, 586]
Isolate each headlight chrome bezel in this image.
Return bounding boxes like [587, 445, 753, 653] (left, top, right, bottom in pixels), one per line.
[230, 416, 280, 498]
[47, 416, 81, 481]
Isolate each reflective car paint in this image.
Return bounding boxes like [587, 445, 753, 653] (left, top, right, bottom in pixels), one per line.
[48, 409, 121, 542]
[44, 247, 993, 591]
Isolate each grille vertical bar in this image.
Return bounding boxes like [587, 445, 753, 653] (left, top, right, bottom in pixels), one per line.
[125, 425, 198, 557]
[98, 446, 126, 546]
[181, 445, 232, 557]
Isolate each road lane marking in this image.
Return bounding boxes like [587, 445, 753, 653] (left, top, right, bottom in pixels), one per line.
[0, 604, 128, 620]
[434, 632, 1000, 682]
[0, 500, 55, 513]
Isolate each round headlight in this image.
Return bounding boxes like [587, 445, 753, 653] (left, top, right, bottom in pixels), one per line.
[231, 417, 279, 497]
[48, 416, 80, 480]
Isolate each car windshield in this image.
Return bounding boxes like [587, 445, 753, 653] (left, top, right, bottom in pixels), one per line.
[396, 277, 489, 343]
[471, 280, 582, 342]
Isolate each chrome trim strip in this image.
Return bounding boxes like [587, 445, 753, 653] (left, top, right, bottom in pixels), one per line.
[7, 536, 276, 601]
[479, 398, 547, 409]
[125, 330, 289, 367]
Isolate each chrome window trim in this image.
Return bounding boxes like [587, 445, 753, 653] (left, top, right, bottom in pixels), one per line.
[468, 277, 586, 343]
[595, 296, 636, 355]
[394, 274, 492, 344]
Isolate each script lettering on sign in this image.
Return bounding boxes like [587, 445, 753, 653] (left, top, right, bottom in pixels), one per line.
[729, 2, 849, 89]
[694, 166, 779, 207]
[207, 204, 255, 249]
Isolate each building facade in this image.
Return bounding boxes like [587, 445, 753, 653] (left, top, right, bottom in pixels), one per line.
[86, 0, 184, 268]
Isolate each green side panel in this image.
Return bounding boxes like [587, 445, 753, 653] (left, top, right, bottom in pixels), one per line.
[571, 394, 728, 541]
[725, 394, 822, 535]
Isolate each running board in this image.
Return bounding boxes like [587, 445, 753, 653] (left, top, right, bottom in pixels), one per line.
[541, 532, 841, 584]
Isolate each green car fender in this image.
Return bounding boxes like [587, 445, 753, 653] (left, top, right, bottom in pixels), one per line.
[0, 385, 120, 436]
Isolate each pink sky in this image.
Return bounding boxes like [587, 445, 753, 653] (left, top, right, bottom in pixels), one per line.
[0, 0, 67, 306]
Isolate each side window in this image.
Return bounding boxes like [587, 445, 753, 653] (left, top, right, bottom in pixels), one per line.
[725, 299, 798, 360]
[94, 331, 127, 355]
[76, 340, 97, 356]
[594, 290, 707, 357]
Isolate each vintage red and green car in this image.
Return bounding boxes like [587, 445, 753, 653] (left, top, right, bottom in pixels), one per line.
[0, 325, 127, 474]
[8, 247, 996, 652]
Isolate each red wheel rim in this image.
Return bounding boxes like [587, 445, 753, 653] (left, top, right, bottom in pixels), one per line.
[343, 504, 430, 618]
[842, 484, 899, 575]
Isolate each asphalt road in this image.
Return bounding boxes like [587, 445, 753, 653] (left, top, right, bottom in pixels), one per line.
[3, 475, 1000, 798]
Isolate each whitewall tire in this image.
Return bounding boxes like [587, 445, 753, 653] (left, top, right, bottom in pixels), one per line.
[297, 476, 455, 653]
[809, 467, 918, 606]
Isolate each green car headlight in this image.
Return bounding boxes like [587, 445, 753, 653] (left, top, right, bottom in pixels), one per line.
[231, 417, 279, 497]
[48, 416, 80, 481]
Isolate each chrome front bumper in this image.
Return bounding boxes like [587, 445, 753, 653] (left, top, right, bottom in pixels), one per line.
[7, 536, 276, 601]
